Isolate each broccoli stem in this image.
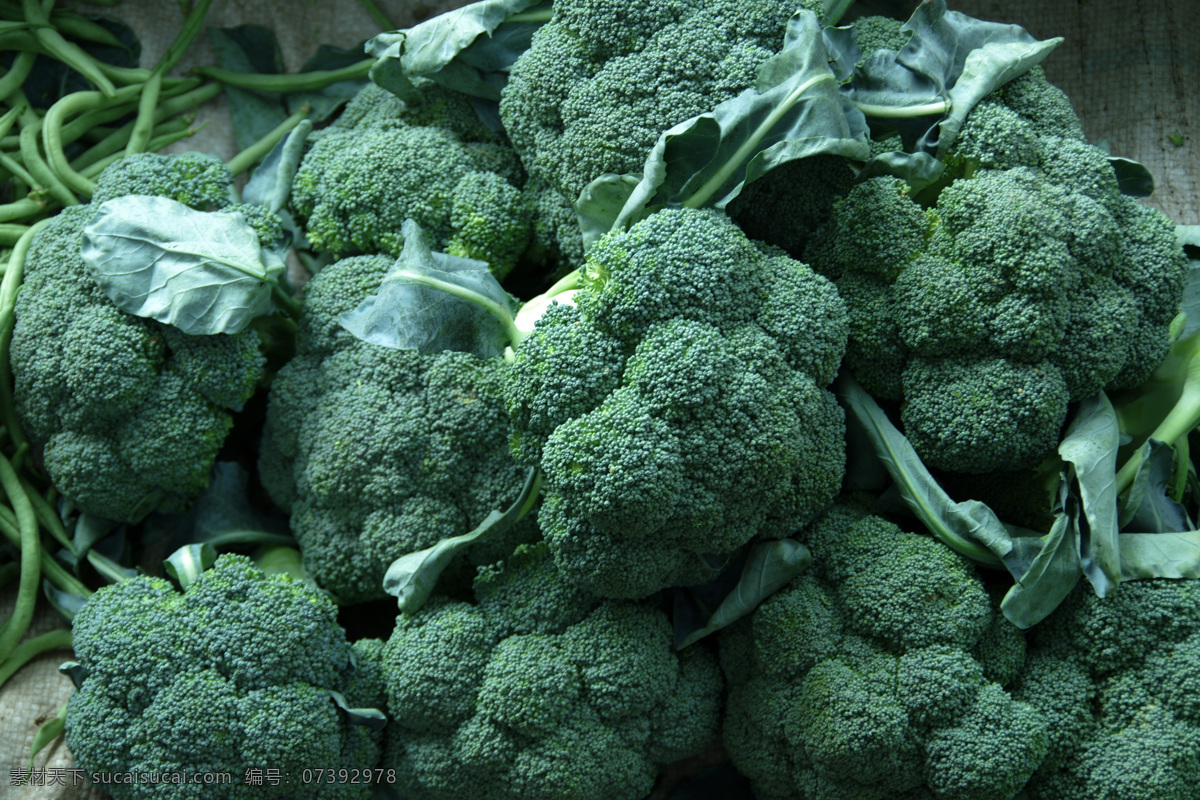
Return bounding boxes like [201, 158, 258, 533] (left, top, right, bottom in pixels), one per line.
[0, 628, 71, 692]
[854, 100, 952, 119]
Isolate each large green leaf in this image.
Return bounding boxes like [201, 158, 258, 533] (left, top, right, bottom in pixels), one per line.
[242, 120, 312, 214]
[367, 0, 551, 102]
[602, 10, 870, 233]
[1058, 393, 1121, 596]
[999, 513, 1082, 629]
[1120, 439, 1194, 533]
[339, 219, 520, 357]
[1119, 532, 1200, 579]
[82, 196, 287, 335]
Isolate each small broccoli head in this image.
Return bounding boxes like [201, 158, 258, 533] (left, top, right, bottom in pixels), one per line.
[259, 254, 535, 603]
[65, 554, 383, 800]
[380, 542, 721, 800]
[11, 156, 267, 522]
[506, 208, 847, 598]
[723, 504, 1046, 800]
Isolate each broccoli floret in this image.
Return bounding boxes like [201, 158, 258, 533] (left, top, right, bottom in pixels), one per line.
[499, 0, 815, 201]
[65, 554, 385, 800]
[1013, 579, 1200, 800]
[802, 69, 1188, 473]
[722, 504, 1047, 800]
[10, 154, 267, 522]
[504, 208, 847, 598]
[290, 82, 531, 279]
[258, 254, 536, 603]
[380, 542, 721, 800]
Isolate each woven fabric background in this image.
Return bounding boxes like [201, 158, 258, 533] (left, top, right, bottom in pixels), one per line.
[0, 1, 1195, 798]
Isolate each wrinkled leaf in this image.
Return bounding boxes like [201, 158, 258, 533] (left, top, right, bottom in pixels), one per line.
[83, 196, 287, 335]
[340, 219, 520, 356]
[1119, 531, 1200, 579]
[1178, 260, 1200, 340]
[1120, 439, 1194, 533]
[367, 0, 551, 101]
[384, 469, 541, 615]
[41, 579, 87, 622]
[1000, 513, 1082, 628]
[849, 0, 1060, 186]
[243, 120, 313, 214]
[613, 10, 870, 231]
[208, 26, 288, 150]
[1058, 394, 1120, 596]
[575, 173, 641, 253]
[164, 543, 216, 590]
[837, 374, 1011, 568]
[675, 539, 811, 650]
[1110, 157, 1155, 197]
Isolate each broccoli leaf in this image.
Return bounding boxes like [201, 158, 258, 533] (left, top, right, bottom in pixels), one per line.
[164, 543, 217, 591]
[1119, 531, 1200, 579]
[1120, 439, 1194, 533]
[367, 0, 551, 102]
[837, 373, 1010, 568]
[674, 539, 812, 650]
[999, 513, 1083, 628]
[208, 26, 289, 151]
[575, 172, 642, 252]
[340, 219, 520, 357]
[242, 120, 313, 214]
[1109, 156, 1155, 197]
[1058, 393, 1121, 596]
[600, 10, 870, 234]
[82, 196, 288, 335]
[383, 468, 541, 615]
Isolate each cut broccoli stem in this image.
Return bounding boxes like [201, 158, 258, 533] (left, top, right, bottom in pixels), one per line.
[854, 100, 951, 119]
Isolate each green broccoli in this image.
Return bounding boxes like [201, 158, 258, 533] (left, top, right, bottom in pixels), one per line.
[258, 253, 536, 604]
[65, 554, 385, 800]
[802, 67, 1189, 473]
[380, 541, 722, 800]
[499, 0, 835, 202]
[290, 81, 532, 279]
[1013, 579, 1200, 800]
[503, 207, 848, 598]
[721, 501, 1048, 800]
[10, 153, 268, 523]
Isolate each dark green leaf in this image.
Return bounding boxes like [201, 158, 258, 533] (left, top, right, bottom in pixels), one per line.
[328, 690, 388, 731]
[208, 26, 288, 150]
[69, 513, 118, 562]
[85, 548, 138, 584]
[384, 469, 541, 614]
[575, 173, 641, 253]
[837, 374, 1011, 568]
[1000, 513, 1082, 628]
[367, 0, 551, 101]
[1110, 157, 1155, 197]
[41, 579, 87, 622]
[614, 10, 870, 230]
[82, 196, 287, 335]
[1178, 259, 1200, 339]
[28, 702, 67, 769]
[1058, 394, 1121, 596]
[675, 539, 811, 649]
[164, 543, 216, 590]
[287, 43, 372, 121]
[59, 662, 87, 690]
[1120, 439, 1194, 533]
[340, 219, 520, 357]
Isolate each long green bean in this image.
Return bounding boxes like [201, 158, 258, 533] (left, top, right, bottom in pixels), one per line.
[0, 220, 50, 454]
[0, 628, 71, 691]
[22, 0, 116, 97]
[194, 59, 372, 93]
[0, 451, 41, 665]
[80, 125, 203, 178]
[0, 505, 89, 599]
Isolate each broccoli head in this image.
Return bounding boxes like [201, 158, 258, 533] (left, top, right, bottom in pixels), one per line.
[10, 153, 267, 522]
[504, 207, 848, 598]
[290, 81, 532, 279]
[65, 554, 385, 800]
[721, 502, 1047, 800]
[499, 0, 820, 201]
[1013, 579, 1200, 800]
[258, 254, 536, 604]
[803, 68, 1189, 473]
[380, 541, 722, 800]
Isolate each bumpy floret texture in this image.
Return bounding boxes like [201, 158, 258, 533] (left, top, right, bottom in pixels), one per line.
[290, 81, 531, 278]
[11, 153, 266, 522]
[721, 502, 1047, 800]
[1012, 579, 1200, 800]
[500, 0, 814, 201]
[380, 542, 722, 800]
[65, 554, 384, 800]
[504, 208, 848, 598]
[804, 68, 1189, 473]
[258, 254, 535, 603]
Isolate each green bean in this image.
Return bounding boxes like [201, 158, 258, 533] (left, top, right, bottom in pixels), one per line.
[0, 51, 35, 102]
[57, 78, 199, 146]
[41, 89, 122, 196]
[0, 224, 28, 245]
[227, 105, 310, 177]
[0, 628, 71, 691]
[194, 58, 372, 93]
[0, 150, 38, 189]
[124, 70, 162, 156]
[20, 475, 70, 552]
[19, 116, 77, 207]
[50, 11, 130, 51]
[0, 220, 50, 454]
[0, 197, 46, 223]
[355, 0, 396, 31]
[80, 125, 203, 178]
[157, 0, 214, 76]
[72, 116, 191, 173]
[0, 451, 41, 665]
[0, 506, 89, 599]
[22, 0, 116, 97]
